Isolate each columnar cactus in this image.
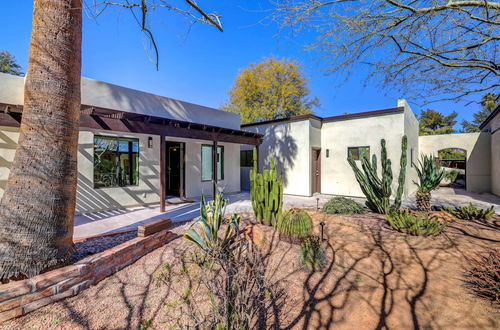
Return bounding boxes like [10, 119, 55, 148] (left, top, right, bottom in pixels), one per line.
[249, 148, 283, 226]
[348, 136, 408, 214]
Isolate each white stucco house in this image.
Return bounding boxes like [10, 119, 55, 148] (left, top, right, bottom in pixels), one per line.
[241, 100, 499, 198]
[0, 72, 262, 213]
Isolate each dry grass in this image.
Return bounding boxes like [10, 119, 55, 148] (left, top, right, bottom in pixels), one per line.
[1, 211, 499, 329]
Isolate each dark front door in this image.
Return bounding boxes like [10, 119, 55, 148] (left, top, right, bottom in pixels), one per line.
[312, 149, 321, 194]
[166, 142, 184, 197]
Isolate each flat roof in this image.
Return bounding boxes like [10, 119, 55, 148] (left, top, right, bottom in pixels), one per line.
[479, 104, 500, 130]
[241, 107, 404, 128]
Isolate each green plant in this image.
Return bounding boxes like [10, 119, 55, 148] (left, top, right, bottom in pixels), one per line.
[445, 203, 495, 220]
[300, 236, 326, 272]
[184, 189, 240, 256]
[386, 210, 447, 236]
[413, 154, 445, 211]
[348, 136, 408, 214]
[277, 208, 313, 242]
[322, 197, 367, 214]
[444, 169, 459, 183]
[463, 248, 499, 306]
[249, 148, 284, 226]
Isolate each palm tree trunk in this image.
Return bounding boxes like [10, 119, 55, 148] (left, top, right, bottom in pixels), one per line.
[0, 0, 82, 281]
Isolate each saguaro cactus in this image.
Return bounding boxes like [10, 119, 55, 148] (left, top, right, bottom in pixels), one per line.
[249, 148, 283, 226]
[348, 136, 408, 214]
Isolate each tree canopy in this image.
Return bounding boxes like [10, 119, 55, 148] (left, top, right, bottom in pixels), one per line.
[419, 109, 458, 135]
[222, 57, 318, 124]
[461, 93, 499, 132]
[0, 51, 23, 76]
[273, 1, 499, 104]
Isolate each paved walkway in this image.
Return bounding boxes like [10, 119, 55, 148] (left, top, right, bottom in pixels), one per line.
[73, 187, 499, 239]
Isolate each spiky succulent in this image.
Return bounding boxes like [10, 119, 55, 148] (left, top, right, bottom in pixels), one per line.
[414, 154, 445, 193]
[445, 203, 495, 221]
[277, 208, 313, 241]
[300, 236, 326, 272]
[386, 210, 447, 236]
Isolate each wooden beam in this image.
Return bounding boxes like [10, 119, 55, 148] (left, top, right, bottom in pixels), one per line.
[160, 135, 166, 212]
[0, 108, 263, 145]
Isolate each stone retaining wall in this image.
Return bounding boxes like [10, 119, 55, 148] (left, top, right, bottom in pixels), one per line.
[0, 230, 176, 322]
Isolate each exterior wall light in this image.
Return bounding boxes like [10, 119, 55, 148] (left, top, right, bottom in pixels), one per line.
[148, 136, 153, 149]
[326, 149, 330, 158]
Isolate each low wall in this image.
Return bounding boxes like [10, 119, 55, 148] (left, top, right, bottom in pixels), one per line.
[0, 230, 176, 322]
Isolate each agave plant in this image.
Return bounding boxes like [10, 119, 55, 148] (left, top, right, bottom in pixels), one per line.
[413, 154, 445, 212]
[386, 210, 447, 236]
[184, 190, 240, 256]
[445, 203, 495, 221]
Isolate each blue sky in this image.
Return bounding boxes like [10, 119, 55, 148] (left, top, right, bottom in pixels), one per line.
[1, 1, 480, 127]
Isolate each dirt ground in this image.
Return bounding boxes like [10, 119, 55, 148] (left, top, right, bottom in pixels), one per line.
[1, 211, 498, 329]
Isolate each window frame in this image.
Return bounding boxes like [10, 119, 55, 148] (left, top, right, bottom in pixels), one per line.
[93, 135, 140, 189]
[347, 146, 370, 161]
[240, 150, 254, 167]
[201, 144, 224, 182]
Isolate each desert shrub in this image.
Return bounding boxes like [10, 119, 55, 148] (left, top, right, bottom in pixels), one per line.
[464, 249, 499, 306]
[444, 169, 459, 183]
[277, 208, 313, 242]
[386, 210, 447, 236]
[445, 203, 495, 220]
[300, 236, 326, 272]
[322, 197, 367, 214]
[158, 239, 285, 329]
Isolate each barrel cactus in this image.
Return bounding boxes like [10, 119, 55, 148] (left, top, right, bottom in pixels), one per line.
[277, 208, 313, 242]
[249, 148, 283, 226]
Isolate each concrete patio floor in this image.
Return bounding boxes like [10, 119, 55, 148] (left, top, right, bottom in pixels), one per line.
[73, 187, 500, 239]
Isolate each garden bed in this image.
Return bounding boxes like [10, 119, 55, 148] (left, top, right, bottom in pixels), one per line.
[1, 211, 498, 329]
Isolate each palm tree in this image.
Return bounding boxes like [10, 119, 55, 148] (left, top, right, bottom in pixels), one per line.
[0, 1, 223, 282]
[0, 0, 82, 281]
[414, 154, 445, 212]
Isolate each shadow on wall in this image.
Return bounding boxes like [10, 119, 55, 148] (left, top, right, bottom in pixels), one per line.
[76, 140, 161, 213]
[261, 124, 298, 187]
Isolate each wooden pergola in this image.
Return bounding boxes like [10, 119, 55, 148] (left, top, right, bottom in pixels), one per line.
[0, 103, 263, 212]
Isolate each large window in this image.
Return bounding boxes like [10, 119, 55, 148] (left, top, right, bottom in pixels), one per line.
[240, 150, 254, 167]
[94, 136, 139, 188]
[201, 145, 224, 181]
[348, 146, 370, 161]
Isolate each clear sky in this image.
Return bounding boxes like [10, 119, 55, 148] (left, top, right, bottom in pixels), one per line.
[1, 1, 480, 127]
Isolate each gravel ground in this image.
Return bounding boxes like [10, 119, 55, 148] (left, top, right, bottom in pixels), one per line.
[72, 219, 196, 262]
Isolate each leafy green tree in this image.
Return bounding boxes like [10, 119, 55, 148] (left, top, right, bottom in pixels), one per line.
[461, 93, 498, 132]
[0, 51, 23, 76]
[419, 109, 457, 135]
[222, 57, 318, 124]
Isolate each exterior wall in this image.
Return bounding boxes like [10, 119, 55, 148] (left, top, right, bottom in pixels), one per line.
[485, 114, 500, 196]
[321, 112, 406, 197]
[0, 127, 240, 213]
[418, 133, 491, 193]
[242, 119, 313, 196]
[400, 99, 420, 196]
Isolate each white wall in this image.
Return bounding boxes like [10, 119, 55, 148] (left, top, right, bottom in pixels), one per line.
[321, 112, 407, 197]
[489, 115, 500, 196]
[400, 99, 420, 196]
[418, 133, 491, 193]
[0, 126, 240, 213]
[242, 119, 313, 196]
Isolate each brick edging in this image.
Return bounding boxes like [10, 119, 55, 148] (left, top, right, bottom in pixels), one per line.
[0, 230, 177, 322]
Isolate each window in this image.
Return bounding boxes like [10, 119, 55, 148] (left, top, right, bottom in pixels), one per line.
[348, 146, 370, 161]
[201, 145, 224, 181]
[240, 150, 254, 167]
[94, 136, 139, 188]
